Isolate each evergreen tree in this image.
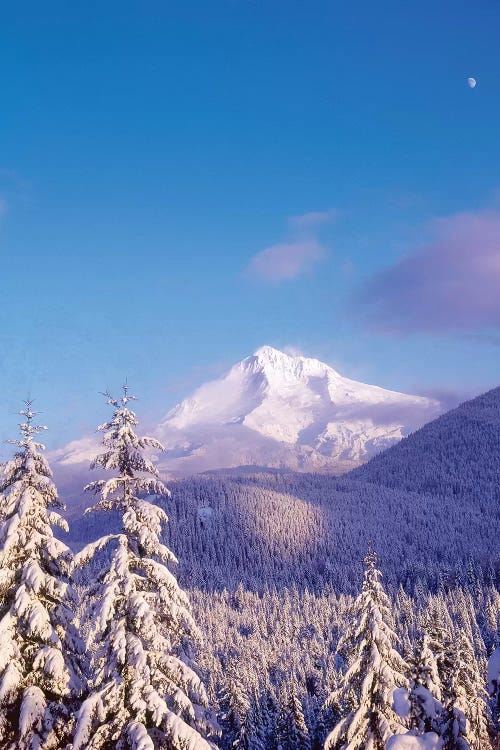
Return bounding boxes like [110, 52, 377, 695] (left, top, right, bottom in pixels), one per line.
[278, 679, 310, 750]
[407, 633, 442, 735]
[453, 628, 490, 750]
[437, 638, 469, 750]
[218, 663, 251, 750]
[0, 401, 83, 750]
[73, 387, 218, 750]
[244, 690, 267, 750]
[324, 550, 408, 750]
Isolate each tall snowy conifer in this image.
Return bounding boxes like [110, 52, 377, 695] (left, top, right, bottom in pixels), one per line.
[0, 401, 83, 750]
[407, 633, 442, 735]
[218, 662, 250, 749]
[324, 550, 408, 750]
[278, 679, 310, 750]
[437, 638, 469, 750]
[454, 628, 491, 750]
[73, 387, 218, 750]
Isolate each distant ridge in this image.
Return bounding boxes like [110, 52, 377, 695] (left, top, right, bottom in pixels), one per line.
[350, 385, 500, 499]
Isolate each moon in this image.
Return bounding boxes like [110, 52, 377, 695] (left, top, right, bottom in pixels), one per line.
[468, 77, 477, 88]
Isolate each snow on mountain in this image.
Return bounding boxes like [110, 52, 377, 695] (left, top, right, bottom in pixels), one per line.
[52, 346, 441, 479]
[155, 346, 441, 473]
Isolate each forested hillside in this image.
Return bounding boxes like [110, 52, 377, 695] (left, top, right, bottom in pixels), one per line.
[351, 385, 500, 500]
[69, 466, 500, 595]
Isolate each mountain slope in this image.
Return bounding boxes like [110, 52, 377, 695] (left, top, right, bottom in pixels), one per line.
[155, 345, 440, 473]
[350, 385, 500, 500]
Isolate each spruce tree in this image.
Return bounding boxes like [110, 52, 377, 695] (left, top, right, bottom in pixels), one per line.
[0, 400, 83, 750]
[436, 638, 469, 750]
[324, 550, 408, 750]
[278, 679, 310, 750]
[454, 628, 491, 750]
[407, 633, 442, 735]
[73, 386, 218, 750]
[218, 662, 250, 749]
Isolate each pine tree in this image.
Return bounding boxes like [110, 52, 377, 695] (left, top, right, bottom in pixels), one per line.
[453, 628, 490, 750]
[244, 689, 267, 750]
[0, 400, 83, 750]
[278, 679, 310, 750]
[407, 633, 442, 735]
[324, 550, 408, 750]
[437, 638, 469, 750]
[73, 386, 218, 750]
[218, 662, 250, 749]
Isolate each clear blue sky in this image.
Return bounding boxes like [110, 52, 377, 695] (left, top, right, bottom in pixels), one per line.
[1, 1, 499, 446]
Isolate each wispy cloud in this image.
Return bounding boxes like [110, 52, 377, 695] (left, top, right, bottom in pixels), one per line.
[288, 208, 337, 231]
[355, 209, 500, 335]
[462, 333, 500, 347]
[282, 345, 305, 357]
[247, 241, 325, 283]
[246, 208, 335, 283]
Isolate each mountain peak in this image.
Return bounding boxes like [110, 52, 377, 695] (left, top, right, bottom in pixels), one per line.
[253, 344, 284, 359]
[249, 345, 338, 381]
[155, 346, 441, 474]
[54, 346, 442, 476]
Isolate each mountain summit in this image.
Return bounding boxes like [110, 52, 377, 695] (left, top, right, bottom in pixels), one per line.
[156, 346, 441, 473]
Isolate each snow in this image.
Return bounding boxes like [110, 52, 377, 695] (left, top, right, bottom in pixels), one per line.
[19, 686, 46, 738]
[488, 647, 500, 694]
[392, 687, 411, 718]
[386, 733, 442, 749]
[198, 506, 215, 521]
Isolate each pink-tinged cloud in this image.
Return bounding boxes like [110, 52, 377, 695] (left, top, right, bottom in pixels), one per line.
[247, 241, 325, 283]
[357, 210, 500, 334]
[288, 208, 337, 231]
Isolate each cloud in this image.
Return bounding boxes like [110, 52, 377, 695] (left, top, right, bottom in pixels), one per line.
[356, 209, 500, 334]
[246, 208, 334, 283]
[463, 333, 500, 347]
[288, 208, 337, 231]
[247, 241, 325, 283]
[412, 386, 470, 413]
[282, 345, 305, 357]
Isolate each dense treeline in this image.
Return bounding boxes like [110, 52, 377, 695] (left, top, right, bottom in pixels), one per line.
[189, 566, 500, 749]
[68, 470, 500, 597]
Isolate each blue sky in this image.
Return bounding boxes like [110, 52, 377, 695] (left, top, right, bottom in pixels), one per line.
[1, 1, 499, 446]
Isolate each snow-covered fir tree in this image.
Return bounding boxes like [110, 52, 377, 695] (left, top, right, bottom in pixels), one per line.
[244, 688, 267, 750]
[0, 400, 83, 750]
[278, 679, 310, 750]
[435, 638, 469, 750]
[73, 386, 218, 750]
[324, 549, 408, 750]
[218, 661, 250, 749]
[407, 633, 442, 735]
[453, 628, 491, 750]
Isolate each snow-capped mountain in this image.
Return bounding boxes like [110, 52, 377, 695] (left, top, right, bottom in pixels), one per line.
[154, 346, 441, 473]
